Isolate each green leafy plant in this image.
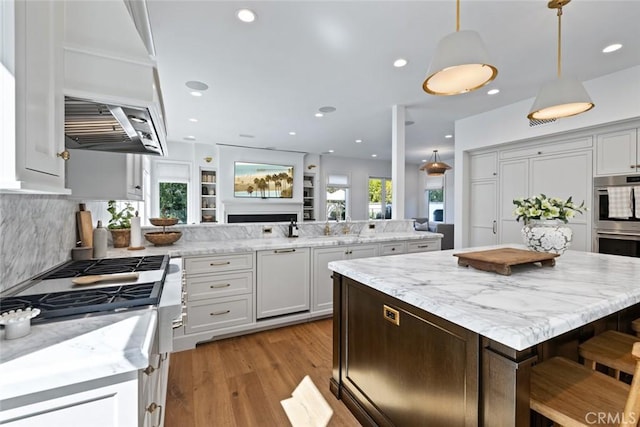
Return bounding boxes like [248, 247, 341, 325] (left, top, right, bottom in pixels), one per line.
[107, 200, 134, 229]
[513, 194, 586, 224]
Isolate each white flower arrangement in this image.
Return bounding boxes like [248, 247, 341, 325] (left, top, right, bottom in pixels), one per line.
[513, 194, 586, 224]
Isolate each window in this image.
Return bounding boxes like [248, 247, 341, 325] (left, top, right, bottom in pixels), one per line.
[154, 161, 191, 223]
[326, 174, 349, 220]
[159, 182, 188, 223]
[425, 188, 445, 222]
[369, 177, 392, 219]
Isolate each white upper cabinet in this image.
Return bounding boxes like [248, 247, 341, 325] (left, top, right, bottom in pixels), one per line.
[1, 0, 69, 193]
[595, 128, 639, 176]
[66, 149, 147, 201]
[469, 152, 497, 181]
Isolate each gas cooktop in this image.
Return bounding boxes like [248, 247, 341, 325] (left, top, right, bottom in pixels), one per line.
[0, 255, 170, 323]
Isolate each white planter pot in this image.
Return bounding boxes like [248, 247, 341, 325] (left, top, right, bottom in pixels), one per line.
[521, 219, 573, 255]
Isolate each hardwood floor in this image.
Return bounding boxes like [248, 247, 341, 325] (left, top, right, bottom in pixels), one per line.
[165, 319, 360, 426]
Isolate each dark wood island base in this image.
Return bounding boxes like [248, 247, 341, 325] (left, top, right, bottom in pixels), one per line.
[330, 273, 640, 427]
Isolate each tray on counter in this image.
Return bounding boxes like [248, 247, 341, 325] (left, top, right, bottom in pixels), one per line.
[453, 248, 559, 276]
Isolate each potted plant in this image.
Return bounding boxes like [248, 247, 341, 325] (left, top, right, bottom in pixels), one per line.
[513, 194, 586, 254]
[107, 200, 134, 248]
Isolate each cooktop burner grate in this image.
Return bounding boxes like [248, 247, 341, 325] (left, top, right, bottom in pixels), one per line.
[38, 255, 168, 279]
[0, 283, 159, 323]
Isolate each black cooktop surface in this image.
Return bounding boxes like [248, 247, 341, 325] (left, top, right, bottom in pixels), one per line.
[37, 255, 167, 279]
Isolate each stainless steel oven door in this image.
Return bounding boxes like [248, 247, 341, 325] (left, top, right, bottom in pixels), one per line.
[594, 231, 640, 258]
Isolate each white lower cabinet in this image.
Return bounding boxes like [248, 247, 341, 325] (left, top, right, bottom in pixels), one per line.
[311, 244, 379, 315]
[0, 375, 139, 427]
[183, 253, 255, 333]
[380, 241, 407, 255]
[257, 248, 310, 319]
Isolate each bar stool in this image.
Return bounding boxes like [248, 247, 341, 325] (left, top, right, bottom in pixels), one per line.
[579, 330, 638, 380]
[632, 318, 640, 337]
[530, 342, 640, 427]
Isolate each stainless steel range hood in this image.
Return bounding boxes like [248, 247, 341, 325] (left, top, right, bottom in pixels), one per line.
[64, 96, 165, 156]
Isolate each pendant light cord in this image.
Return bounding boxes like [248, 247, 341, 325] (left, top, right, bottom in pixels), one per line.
[557, 6, 563, 77]
[456, 0, 460, 31]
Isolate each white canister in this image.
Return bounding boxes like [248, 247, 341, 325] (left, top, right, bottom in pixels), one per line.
[93, 220, 108, 258]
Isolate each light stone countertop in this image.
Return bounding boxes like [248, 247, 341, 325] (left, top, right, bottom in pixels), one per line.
[106, 231, 443, 258]
[328, 245, 640, 351]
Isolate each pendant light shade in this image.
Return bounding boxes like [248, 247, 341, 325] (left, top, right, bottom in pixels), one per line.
[423, 0, 497, 96]
[527, 0, 594, 120]
[423, 30, 498, 95]
[420, 150, 452, 176]
[527, 77, 594, 120]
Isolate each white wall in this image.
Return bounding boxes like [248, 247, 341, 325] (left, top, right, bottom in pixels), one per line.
[319, 155, 422, 221]
[454, 65, 640, 248]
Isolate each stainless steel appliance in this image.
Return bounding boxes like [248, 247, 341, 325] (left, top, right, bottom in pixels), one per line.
[0, 255, 169, 323]
[65, 97, 167, 156]
[593, 175, 640, 257]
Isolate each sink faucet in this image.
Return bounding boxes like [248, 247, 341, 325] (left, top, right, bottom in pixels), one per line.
[324, 222, 331, 236]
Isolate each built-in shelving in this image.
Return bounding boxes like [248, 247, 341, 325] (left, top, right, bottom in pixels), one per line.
[303, 173, 315, 221]
[200, 168, 217, 222]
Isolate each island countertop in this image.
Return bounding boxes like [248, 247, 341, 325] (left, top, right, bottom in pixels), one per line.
[328, 245, 640, 351]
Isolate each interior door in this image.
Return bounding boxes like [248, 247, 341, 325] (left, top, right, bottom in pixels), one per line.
[469, 180, 497, 247]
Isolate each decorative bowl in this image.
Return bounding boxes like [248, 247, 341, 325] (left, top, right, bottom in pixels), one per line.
[202, 215, 214, 222]
[149, 217, 179, 227]
[144, 231, 182, 246]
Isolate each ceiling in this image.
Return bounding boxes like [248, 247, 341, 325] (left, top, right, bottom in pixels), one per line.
[146, 1, 640, 164]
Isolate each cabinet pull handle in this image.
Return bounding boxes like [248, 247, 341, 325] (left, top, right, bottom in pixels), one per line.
[492, 220, 497, 234]
[330, 274, 334, 279]
[391, 248, 396, 251]
[345, 250, 352, 255]
[147, 402, 163, 427]
[383, 305, 400, 326]
[632, 165, 637, 169]
[210, 283, 231, 288]
[56, 150, 70, 161]
[416, 244, 430, 248]
[210, 310, 230, 316]
[274, 249, 296, 253]
[134, 185, 141, 190]
[143, 365, 155, 375]
[210, 261, 231, 266]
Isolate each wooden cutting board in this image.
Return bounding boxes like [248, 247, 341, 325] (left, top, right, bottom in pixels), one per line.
[453, 248, 559, 276]
[76, 206, 93, 248]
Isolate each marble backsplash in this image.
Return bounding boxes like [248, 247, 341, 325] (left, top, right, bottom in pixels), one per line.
[0, 194, 77, 292]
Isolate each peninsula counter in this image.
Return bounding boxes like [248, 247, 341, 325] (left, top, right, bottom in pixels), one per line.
[328, 246, 640, 426]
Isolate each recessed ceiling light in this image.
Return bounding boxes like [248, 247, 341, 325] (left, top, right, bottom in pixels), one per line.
[319, 106, 336, 113]
[189, 118, 198, 122]
[602, 43, 622, 53]
[236, 9, 256, 23]
[393, 58, 408, 68]
[405, 120, 415, 126]
[184, 136, 196, 141]
[289, 131, 296, 136]
[487, 89, 500, 95]
[371, 154, 377, 158]
[355, 139, 362, 143]
[190, 91, 203, 97]
[445, 134, 453, 139]
[185, 81, 209, 91]
[328, 149, 335, 153]
[315, 113, 324, 118]
[239, 134, 255, 138]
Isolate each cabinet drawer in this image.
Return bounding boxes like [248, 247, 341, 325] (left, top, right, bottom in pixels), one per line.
[380, 242, 407, 255]
[407, 240, 440, 253]
[184, 253, 253, 275]
[185, 295, 253, 333]
[499, 137, 592, 160]
[186, 271, 253, 301]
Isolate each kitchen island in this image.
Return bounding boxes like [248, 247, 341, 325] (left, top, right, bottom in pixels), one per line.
[328, 245, 640, 427]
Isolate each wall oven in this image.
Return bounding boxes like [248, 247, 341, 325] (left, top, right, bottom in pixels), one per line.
[593, 175, 640, 257]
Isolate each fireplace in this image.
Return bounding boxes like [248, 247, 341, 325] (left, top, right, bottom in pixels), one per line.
[227, 213, 298, 223]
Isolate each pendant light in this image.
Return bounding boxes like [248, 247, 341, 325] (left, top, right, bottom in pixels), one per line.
[423, 0, 497, 95]
[420, 150, 452, 176]
[527, 0, 594, 120]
